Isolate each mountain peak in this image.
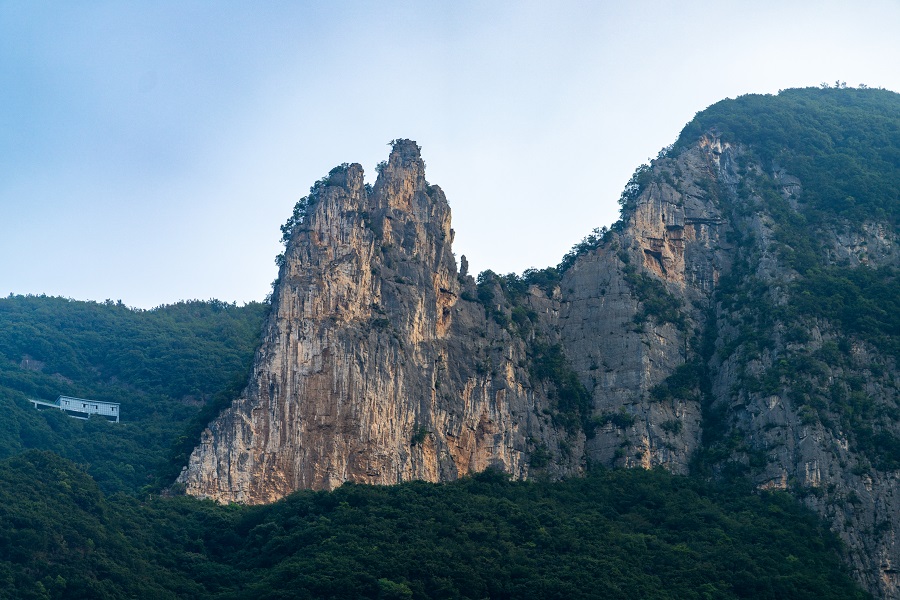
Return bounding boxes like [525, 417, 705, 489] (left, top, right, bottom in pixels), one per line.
[179, 89, 900, 599]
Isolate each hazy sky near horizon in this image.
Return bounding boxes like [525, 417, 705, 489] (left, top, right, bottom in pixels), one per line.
[3, 1, 899, 309]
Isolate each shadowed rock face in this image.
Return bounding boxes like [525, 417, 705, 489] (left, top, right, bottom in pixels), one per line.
[179, 137, 900, 599]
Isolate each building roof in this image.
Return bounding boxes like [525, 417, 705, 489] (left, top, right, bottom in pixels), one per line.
[57, 395, 120, 407]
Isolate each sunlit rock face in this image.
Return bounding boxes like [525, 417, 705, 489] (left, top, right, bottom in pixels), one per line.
[177, 140, 579, 504]
[178, 137, 735, 503]
[179, 136, 900, 599]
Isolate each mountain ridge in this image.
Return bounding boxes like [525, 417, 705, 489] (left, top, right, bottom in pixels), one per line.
[176, 86, 900, 598]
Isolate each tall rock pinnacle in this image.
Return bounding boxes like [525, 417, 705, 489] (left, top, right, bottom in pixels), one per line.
[177, 140, 577, 503]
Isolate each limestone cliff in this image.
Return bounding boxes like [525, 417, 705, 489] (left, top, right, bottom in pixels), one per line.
[557, 137, 731, 475]
[695, 142, 900, 599]
[179, 88, 900, 598]
[581, 129, 900, 599]
[178, 141, 578, 503]
[178, 137, 736, 502]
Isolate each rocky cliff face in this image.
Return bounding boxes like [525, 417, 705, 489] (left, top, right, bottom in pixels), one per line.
[697, 143, 900, 598]
[556, 137, 732, 475]
[177, 139, 734, 505]
[178, 141, 579, 503]
[179, 93, 900, 598]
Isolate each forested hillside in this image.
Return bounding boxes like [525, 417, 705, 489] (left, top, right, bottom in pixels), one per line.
[0, 451, 868, 599]
[676, 86, 899, 227]
[0, 296, 267, 494]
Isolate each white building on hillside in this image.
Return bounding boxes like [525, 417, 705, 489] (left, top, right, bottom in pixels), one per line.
[30, 395, 120, 423]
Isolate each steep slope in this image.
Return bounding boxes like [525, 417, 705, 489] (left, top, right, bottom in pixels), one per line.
[577, 87, 900, 598]
[178, 141, 580, 503]
[555, 135, 733, 473]
[0, 297, 265, 495]
[179, 87, 900, 598]
[675, 88, 900, 598]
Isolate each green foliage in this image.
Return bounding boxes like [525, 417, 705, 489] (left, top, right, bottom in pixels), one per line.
[474, 270, 497, 306]
[777, 346, 900, 472]
[469, 272, 593, 436]
[529, 342, 593, 435]
[476, 270, 527, 304]
[697, 152, 900, 473]
[0, 450, 201, 599]
[279, 164, 352, 245]
[792, 266, 900, 358]
[0, 295, 265, 495]
[521, 266, 561, 296]
[618, 163, 653, 212]
[732, 170, 822, 274]
[0, 452, 868, 599]
[650, 363, 705, 403]
[558, 227, 609, 273]
[595, 409, 636, 429]
[687, 88, 900, 471]
[528, 443, 550, 469]
[279, 197, 311, 244]
[410, 427, 431, 446]
[661, 419, 683, 435]
[733, 265, 900, 470]
[471, 270, 539, 333]
[677, 87, 900, 226]
[623, 266, 686, 330]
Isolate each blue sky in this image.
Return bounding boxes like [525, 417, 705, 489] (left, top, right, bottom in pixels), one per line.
[3, 1, 899, 308]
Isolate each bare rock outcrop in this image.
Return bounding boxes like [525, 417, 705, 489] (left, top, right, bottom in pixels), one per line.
[178, 134, 900, 599]
[178, 141, 577, 503]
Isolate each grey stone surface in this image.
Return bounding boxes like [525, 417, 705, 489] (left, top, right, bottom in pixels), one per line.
[179, 136, 900, 598]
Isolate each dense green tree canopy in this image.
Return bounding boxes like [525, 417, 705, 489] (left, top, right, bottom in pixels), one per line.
[0, 295, 266, 495]
[0, 452, 869, 600]
[676, 87, 900, 225]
